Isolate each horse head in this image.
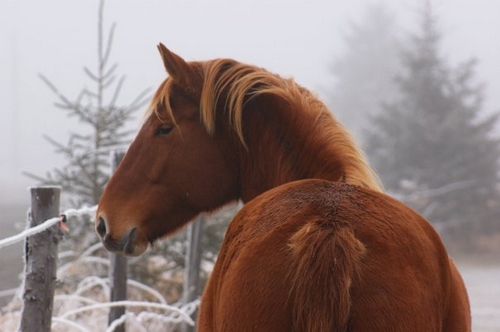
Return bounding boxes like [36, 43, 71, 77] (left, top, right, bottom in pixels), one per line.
[96, 44, 240, 256]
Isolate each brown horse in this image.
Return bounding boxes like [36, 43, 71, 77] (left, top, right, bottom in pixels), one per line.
[96, 44, 470, 331]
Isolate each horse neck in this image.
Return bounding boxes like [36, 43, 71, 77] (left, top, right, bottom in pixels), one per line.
[237, 96, 382, 203]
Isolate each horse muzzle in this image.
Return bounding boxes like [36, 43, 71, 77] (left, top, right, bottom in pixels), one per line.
[96, 215, 147, 256]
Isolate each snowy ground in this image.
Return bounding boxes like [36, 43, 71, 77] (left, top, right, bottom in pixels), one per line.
[458, 260, 500, 332]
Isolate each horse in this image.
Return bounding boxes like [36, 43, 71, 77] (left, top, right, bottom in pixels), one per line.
[96, 43, 470, 331]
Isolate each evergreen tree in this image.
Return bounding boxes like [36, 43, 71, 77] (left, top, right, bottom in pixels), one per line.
[328, 4, 400, 143]
[366, 3, 500, 243]
[23, 0, 151, 259]
[25, 0, 236, 300]
[26, 0, 150, 207]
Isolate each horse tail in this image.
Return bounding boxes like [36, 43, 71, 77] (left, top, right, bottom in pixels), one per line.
[289, 219, 366, 332]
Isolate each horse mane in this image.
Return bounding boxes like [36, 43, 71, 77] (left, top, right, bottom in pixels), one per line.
[147, 58, 383, 192]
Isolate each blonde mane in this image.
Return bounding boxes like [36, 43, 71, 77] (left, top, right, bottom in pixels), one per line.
[147, 59, 383, 192]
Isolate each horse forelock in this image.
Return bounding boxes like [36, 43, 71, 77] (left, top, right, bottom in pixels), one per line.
[144, 78, 176, 125]
[145, 58, 383, 192]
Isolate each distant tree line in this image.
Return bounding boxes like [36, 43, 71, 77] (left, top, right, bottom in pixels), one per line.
[329, 2, 500, 251]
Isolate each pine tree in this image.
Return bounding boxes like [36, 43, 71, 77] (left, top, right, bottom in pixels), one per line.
[366, 3, 500, 244]
[24, 0, 153, 285]
[328, 4, 400, 142]
[25, 1, 236, 300]
[26, 0, 150, 207]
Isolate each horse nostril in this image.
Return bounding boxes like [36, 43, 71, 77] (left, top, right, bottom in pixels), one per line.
[97, 215, 107, 238]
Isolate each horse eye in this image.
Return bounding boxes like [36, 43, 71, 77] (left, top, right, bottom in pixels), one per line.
[155, 125, 173, 136]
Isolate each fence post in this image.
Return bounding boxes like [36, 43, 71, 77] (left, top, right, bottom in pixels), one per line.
[108, 151, 128, 332]
[20, 186, 62, 332]
[181, 215, 205, 332]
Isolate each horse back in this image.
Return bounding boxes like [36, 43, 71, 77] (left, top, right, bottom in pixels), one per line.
[198, 179, 470, 332]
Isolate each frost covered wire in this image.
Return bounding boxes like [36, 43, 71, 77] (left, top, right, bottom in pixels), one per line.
[51, 299, 199, 331]
[74, 276, 111, 298]
[0, 205, 97, 250]
[49, 270, 199, 330]
[54, 294, 100, 306]
[0, 288, 17, 299]
[50, 275, 199, 331]
[127, 279, 168, 305]
[0, 216, 59, 249]
[0, 202, 201, 330]
[56, 300, 197, 325]
[57, 242, 108, 275]
[52, 317, 90, 332]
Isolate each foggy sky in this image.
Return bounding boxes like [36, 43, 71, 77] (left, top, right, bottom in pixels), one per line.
[1, 0, 499, 204]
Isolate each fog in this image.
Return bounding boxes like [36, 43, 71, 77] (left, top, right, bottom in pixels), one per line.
[1, 0, 500, 205]
[1, 1, 500, 328]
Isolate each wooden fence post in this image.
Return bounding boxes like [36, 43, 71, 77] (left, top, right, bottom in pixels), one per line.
[108, 151, 128, 332]
[20, 186, 62, 332]
[181, 215, 205, 332]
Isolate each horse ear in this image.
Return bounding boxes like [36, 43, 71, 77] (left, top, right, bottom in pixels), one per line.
[157, 43, 193, 83]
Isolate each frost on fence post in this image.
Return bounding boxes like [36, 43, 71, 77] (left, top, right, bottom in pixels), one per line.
[108, 151, 128, 332]
[20, 186, 62, 332]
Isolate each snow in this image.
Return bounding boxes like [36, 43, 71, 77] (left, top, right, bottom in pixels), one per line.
[459, 262, 500, 332]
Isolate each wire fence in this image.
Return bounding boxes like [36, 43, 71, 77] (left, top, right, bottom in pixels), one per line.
[0, 199, 197, 332]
